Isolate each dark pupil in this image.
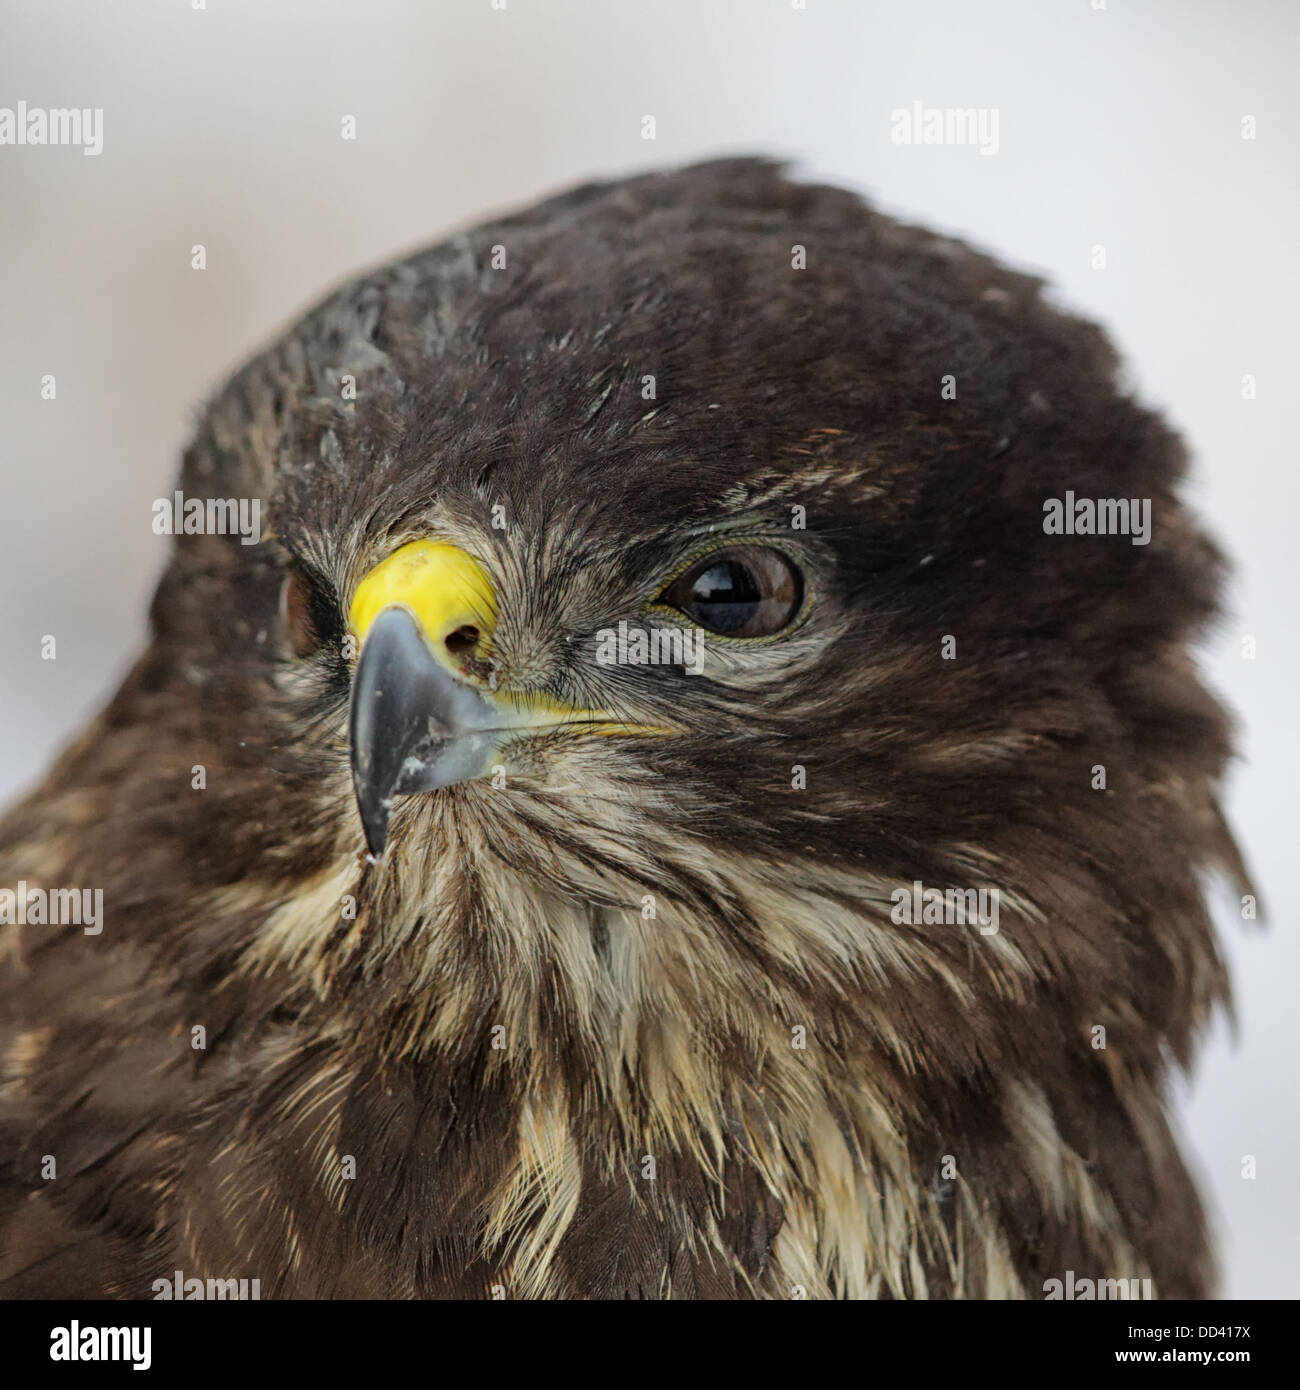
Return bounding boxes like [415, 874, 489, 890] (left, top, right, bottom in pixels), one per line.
[691, 560, 761, 633]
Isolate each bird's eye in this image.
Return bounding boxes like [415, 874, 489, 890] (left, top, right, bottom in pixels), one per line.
[280, 568, 324, 657]
[656, 546, 804, 638]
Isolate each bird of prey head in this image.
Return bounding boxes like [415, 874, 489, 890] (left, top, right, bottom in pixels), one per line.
[0, 159, 1245, 1299]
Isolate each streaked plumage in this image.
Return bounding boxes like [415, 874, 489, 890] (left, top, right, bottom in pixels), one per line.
[0, 159, 1244, 1298]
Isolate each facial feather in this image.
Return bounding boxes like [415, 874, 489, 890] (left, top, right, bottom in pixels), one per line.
[0, 158, 1242, 1299]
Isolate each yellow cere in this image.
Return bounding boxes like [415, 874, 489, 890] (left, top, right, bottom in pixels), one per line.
[348, 537, 677, 736]
[348, 540, 497, 649]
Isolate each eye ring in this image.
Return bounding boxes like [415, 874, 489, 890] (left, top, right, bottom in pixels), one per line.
[650, 545, 806, 640]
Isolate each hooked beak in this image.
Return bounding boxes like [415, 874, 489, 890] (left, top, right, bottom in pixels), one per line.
[348, 605, 504, 857]
[346, 539, 667, 858]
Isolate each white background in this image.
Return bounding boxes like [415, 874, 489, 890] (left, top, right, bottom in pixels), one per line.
[0, 0, 1295, 1298]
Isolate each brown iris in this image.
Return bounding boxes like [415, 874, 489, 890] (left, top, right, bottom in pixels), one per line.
[280, 569, 322, 657]
[657, 546, 803, 638]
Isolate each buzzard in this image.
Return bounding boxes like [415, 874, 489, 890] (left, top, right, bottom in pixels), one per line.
[0, 159, 1244, 1299]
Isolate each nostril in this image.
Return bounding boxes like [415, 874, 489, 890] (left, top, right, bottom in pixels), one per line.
[444, 625, 480, 658]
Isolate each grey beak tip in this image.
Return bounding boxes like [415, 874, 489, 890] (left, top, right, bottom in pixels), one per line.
[348, 606, 500, 858]
[362, 817, 388, 860]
